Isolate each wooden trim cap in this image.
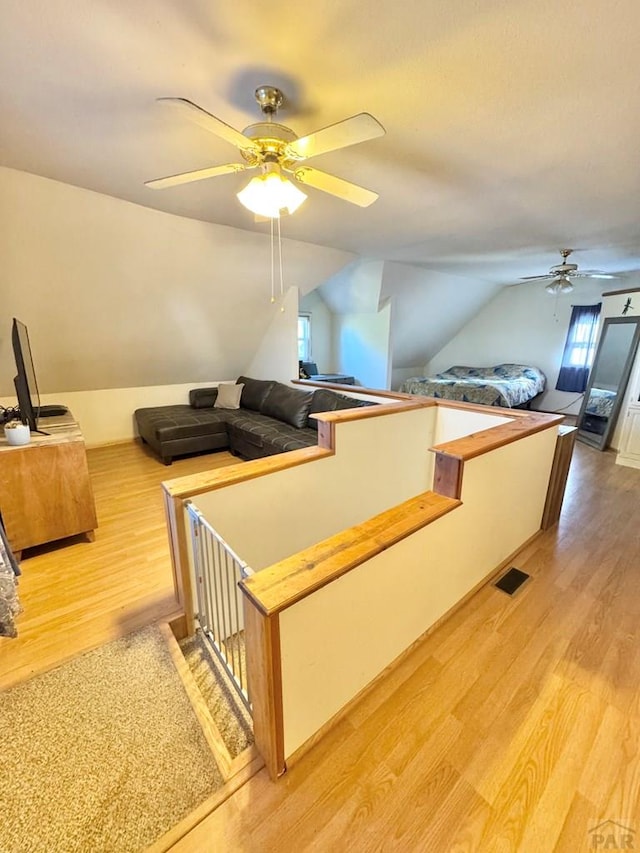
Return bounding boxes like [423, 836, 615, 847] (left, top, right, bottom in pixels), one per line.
[239, 491, 460, 616]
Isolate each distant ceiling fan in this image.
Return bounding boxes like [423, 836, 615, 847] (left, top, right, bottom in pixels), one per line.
[145, 86, 385, 218]
[520, 249, 617, 294]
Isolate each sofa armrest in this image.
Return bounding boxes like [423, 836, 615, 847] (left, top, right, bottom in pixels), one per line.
[189, 387, 219, 409]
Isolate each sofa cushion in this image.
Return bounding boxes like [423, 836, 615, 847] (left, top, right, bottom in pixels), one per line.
[225, 410, 317, 455]
[189, 387, 219, 409]
[307, 388, 377, 430]
[236, 376, 274, 412]
[135, 405, 228, 442]
[215, 382, 243, 409]
[261, 382, 314, 429]
[265, 426, 318, 453]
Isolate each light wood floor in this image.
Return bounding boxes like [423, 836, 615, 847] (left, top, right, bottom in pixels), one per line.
[169, 443, 640, 852]
[0, 440, 237, 689]
[3, 439, 640, 851]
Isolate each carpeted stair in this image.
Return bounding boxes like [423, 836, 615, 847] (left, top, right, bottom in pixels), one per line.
[178, 628, 254, 759]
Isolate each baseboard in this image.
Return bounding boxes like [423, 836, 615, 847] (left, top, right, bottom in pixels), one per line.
[84, 437, 137, 450]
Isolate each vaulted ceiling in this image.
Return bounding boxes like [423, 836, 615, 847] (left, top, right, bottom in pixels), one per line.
[2, 0, 640, 288]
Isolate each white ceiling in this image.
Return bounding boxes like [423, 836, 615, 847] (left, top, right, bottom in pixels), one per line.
[2, 0, 640, 284]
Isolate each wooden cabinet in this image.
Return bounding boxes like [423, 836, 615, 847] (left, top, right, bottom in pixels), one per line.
[616, 405, 640, 469]
[0, 414, 97, 556]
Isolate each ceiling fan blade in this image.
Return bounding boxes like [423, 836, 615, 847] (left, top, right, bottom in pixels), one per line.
[570, 271, 617, 279]
[292, 166, 379, 207]
[519, 274, 556, 281]
[286, 113, 385, 161]
[145, 163, 247, 189]
[157, 97, 259, 154]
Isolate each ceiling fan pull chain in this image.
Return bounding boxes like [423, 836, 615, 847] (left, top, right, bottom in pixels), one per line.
[277, 216, 285, 311]
[270, 217, 275, 304]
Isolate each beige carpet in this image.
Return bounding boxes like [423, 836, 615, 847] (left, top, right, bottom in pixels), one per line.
[179, 630, 253, 758]
[0, 625, 224, 853]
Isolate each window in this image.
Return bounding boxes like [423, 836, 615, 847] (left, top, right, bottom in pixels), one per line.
[298, 314, 311, 361]
[556, 303, 601, 393]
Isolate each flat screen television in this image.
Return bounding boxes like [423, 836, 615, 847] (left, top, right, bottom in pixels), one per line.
[12, 318, 40, 432]
[11, 318, 67, 433]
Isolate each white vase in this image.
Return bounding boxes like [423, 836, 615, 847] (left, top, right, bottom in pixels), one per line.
[4, 423, 31, 446]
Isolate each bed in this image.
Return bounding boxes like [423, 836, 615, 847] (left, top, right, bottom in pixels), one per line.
[399, 363, 546, 408]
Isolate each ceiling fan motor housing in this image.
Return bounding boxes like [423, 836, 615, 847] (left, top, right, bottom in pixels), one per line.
[551, 262, 579, 274]
[240, 122, 298, 166]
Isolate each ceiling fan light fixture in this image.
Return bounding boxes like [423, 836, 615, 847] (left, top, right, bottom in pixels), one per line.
[236, 163, 307, 219]
[545, 276, 574, 295]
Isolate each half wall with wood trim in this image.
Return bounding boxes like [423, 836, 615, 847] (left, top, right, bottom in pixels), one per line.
[162, 389, 563, 780]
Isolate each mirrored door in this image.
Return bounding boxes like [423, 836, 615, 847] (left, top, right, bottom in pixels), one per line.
[577, 316, 640, 449]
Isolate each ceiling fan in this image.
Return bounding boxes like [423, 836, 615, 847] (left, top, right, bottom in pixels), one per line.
[520, 249, 617, 294]
[145, 85, 385, 218]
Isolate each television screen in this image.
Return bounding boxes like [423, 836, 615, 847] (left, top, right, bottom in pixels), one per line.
[11, 318, 40, 431]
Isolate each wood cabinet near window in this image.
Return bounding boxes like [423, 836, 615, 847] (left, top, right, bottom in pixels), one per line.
[0, 414, 97, 558]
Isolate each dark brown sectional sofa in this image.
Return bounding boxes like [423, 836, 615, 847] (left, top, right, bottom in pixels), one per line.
[134, 376, 375, 465]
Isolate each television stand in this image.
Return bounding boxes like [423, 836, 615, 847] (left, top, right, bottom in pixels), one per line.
[0, 412, 97, 558]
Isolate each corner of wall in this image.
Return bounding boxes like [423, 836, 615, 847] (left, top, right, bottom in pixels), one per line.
[244, 287, 300, 382]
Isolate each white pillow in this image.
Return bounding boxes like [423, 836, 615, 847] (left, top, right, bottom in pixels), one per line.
[214, 382, 244, 410]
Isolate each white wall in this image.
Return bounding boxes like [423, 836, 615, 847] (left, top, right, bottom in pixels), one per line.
[192, 406, 438, 572]
[314, 258, 390, 384]
[278, 426, 557, 756]
[333, 303, 392, 388]
[318, 259, 384, 315]
[172, 395, 545, 757]
[0, 381, 229, 446]
[391, 365, 424, 390]
[299, 290, 334, 373]
[602, 287, 640, 320]
[426, 279, 609, 415]
[381, 261, 502, 374]
[433, 405, 512, 445]
[245, 287, 299, 383]
[0, 167, 354, 396]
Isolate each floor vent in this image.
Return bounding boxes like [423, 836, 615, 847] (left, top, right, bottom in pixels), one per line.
[495, 567, 530, 595]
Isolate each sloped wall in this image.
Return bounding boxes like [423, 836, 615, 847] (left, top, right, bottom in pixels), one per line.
[0, 167, 354, 396]
[426, 279, 611, 414]
[245, 287, 299, 382]
[333, 302, 392, 388]
[302, 258, 501, 391]
[315, 259, 392, 386]
[382, 261, 502, 382]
